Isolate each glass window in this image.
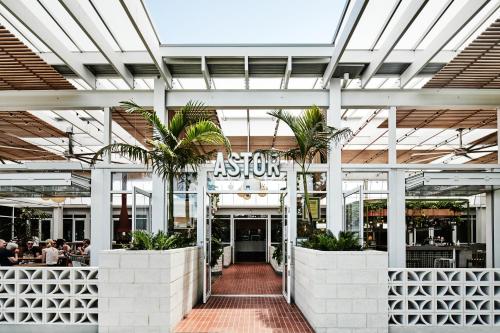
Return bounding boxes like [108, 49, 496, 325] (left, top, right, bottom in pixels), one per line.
[41, 219, 51, 241]
[74, 218, 85, 241]
[0, 216, 13, 241]
[112, 172, 152, 191]
[63, 217, 73, 242]
[297, 172, 327, 192]
[111, 193, 132, 247]
[172, 193, 197, 229]
[213, 216, 230, 243]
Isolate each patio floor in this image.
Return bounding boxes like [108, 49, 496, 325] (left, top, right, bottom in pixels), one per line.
[174, 296, 314, 333]
[212, 263, 282, 295]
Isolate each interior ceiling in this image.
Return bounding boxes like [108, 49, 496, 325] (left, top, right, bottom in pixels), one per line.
[378, 109, 497, 129]
[0, 26, 74, 90]
[425, 18, 500, 89]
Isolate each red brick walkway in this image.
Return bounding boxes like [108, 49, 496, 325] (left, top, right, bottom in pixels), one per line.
[175, 296, 314, 333]
[212, 263, 282, 295]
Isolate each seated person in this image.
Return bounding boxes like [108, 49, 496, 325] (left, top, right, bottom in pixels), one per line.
[0, 239, 18, 266]
[56, 239, 71, 254]
[77, 239, 91, 256]
[24, 240, 41, 258]
[42, 239, 60, 266]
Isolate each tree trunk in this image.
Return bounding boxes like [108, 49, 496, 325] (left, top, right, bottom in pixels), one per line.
[301, 168, 314, 232]
[168, 173, 175, 233]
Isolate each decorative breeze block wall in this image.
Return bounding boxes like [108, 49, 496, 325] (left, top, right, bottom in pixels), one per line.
[389, 269, 500, 327]
[0, 267, 98, 325]
[98, 247, 200, 333]
[294, 247, 388, 333]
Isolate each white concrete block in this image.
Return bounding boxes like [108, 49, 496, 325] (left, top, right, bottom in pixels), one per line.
[366, 314, 388, 328]
[337, 285, 366, 299]
[352, 300, 378, 314]
[351, 270, 379, 284]
[119, 312, 149, 326]
[337, 314, 367, 328]
[99, 283, 121, 297]
[120, 253, 149, 268]
[326, 299, 352, 313]
[337, 255, 366, 269]
[326, 270, 352, 284]
[100, 253, 121, 268]
[99, 312, 120, 326]
[135, 269, 161, 283]
[109, 297, 134, 312]
[109, 269, 134, 283]
[365, 254, 387, 269]
[149, 253, 171, 268]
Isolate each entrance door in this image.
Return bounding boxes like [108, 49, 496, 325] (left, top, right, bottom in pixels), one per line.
[343, 186, 364, 245]
[281, 194, 291, 303]
[203, 193, 212, 303]
[132, 187, 152, 232]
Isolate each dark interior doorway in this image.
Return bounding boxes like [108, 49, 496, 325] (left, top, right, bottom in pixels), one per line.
[234, 218, 266, 262]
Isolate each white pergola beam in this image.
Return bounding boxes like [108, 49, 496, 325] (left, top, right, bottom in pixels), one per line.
[201, 56, 211, 89]
[120, 0, 172, 89]
[400, 0, 490, 87]
[244, 56, 249, 89]
[3, 89, 500, 109]
[322, 0, 368, 88]
[0, 0, 96, 88]
[59, 0, 135, 88]
[361, 0, 428, 88]
[281, 56, 292, 89]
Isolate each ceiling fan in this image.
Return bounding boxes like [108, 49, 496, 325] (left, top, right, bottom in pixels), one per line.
[410, 128, 497, 163]
[61, 126, 100, 163]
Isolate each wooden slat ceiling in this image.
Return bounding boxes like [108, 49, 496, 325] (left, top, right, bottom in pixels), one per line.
[0, 111, 65, 161]
[0, 26, 74, 90]
[378, 108, 496, 128]
[424, 19, 500, 89]
[342, 149, 452, 164]
[467, 152, 497, 164]
[202, 136, 298, 153]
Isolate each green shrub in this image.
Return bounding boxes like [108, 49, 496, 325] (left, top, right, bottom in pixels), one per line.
[301, 230, 362, 251]
[129, 230, 194, 250]
[210, 237, 223, 267]
[272, 241, 283, 265]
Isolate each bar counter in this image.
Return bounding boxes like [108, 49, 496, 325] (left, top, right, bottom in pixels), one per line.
[406, 245, 476, 268]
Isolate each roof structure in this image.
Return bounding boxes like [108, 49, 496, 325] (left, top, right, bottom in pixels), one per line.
[0, 0, 498, 165]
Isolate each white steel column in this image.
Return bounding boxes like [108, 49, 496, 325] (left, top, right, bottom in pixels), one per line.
[328, 78, 343, 235]
[196, 167, 207, 246]
[388, 106, 397, 164]
[152, 78, 167, 232]
[52, 207, 64, 240]
[90, 168, 111, 266]
[388, 169, 406, 267]
[486, 192, 493, 267]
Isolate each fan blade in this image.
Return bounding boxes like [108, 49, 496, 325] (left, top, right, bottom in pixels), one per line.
[411, 156, 444, 163]
[410, 151, 448, 156]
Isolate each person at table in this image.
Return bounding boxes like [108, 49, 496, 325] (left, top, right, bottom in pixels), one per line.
[0, 239, 18, 266]
[24, 240, 41, 259]
[42, 239, 59, 266]
[77, 239, 91, 255]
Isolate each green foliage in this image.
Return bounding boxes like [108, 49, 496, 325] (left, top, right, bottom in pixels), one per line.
[272, 241, 283, 265]
[363, 199, 467, 213]
[301, 230, 362, 251]
[210, 238, 223, 267]
[129, 230, 194, 250]
[260, 106, 351, 232]
[92, 100, 231, 232]
[10, 207, 49, 244]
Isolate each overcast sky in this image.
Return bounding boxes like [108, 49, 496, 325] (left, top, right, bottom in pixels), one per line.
[145, 0, 347, 44]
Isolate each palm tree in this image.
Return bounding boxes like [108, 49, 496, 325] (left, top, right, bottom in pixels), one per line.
[92, 101, 230, 232]
[265, 106, 351, 231]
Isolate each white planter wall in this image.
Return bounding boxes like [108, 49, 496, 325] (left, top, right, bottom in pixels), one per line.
[294, 247, 388, 333]
[98, 246, 201, 333]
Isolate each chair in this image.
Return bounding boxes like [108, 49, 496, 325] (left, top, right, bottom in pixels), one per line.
[467, 251, 486, 268]
[434, 258, 455, 268]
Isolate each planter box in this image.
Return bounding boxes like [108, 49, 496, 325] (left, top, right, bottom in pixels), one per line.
[270, 245, 283, 273]
[294, 247, 388, 333]
[223, 245, 232, 267]
[98, 246, 201, 333]
[211, 256, 223, 274]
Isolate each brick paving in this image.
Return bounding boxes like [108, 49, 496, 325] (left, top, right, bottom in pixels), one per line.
[174, 296, 314, 333]
[212, 263, 282, 295]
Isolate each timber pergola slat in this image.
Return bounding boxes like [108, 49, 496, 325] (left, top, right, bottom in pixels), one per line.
[0, 26, 74, 90]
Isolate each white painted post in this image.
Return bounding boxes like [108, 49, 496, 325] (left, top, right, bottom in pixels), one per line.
[52, 207, 64, 239]
[485, 192, 493, 268]
[328, 78, 343, 235]
[103, 107, 112, 164]
[196, 167, 207, 246]
[388, 169, 406, 267]
[90, 168, 111, 265]
[388, 106, 397, 165]
[152, 78, 167, 232]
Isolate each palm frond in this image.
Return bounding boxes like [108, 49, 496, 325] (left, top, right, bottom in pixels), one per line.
[91, 143, 151, 165]
[120, 100, 171, 142]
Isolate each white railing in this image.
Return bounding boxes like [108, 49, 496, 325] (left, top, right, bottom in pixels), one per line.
[0, 267, 98, 325]
[389, 268, 500, 327]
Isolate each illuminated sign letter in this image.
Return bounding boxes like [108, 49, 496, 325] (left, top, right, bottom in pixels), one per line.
[227, 153, 240, 177]
[253, 152, 266, 177]
[267, 154, 280, 177]
[213, 152, 227, 176]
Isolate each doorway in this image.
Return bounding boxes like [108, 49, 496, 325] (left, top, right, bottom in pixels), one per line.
[234, 216, 267, 262]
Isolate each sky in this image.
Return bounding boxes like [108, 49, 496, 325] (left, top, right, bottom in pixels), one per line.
[145, 0, 347, 44]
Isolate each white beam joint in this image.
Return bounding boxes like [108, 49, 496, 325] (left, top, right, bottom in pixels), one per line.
[322, 0, 368, 88]
[400, 0, 490, 87]
[201, 56, 211, 89]
[244, 56, 249, 89]
[120, 0, 172, 89]
[60, 0, 135, 88]
[328, 78, 342, 235]
[281, 56, 292, 89]
[361, 0, 427, 88]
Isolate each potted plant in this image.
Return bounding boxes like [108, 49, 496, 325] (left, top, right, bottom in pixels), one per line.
[263, 106, 351, 235]
[93, 100, 230, 233]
